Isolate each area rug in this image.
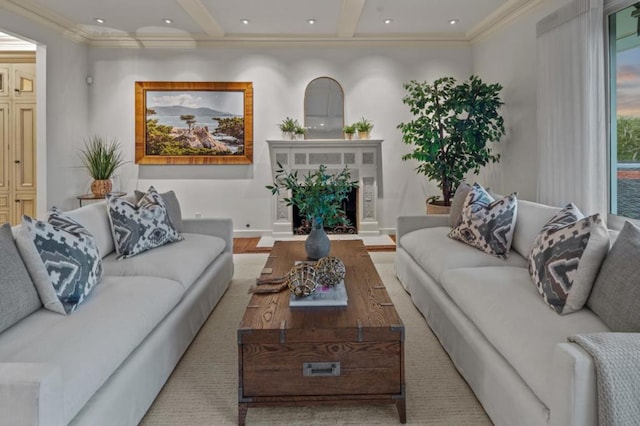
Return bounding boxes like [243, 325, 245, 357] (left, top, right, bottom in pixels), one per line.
[256, 234, 395, 248]
[140, 252, 490, 425]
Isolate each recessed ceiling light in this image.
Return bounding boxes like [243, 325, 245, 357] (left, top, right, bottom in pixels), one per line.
[241, 19, 250, 25]
[384, 18, 393, 24]
[162, 18, 173, 24]
[307, 18, 316, 25]
[94, 18, 105, 24]
[449, 19, 459, 25]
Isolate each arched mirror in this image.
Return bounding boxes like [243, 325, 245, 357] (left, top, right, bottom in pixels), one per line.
[304, 77, 344, 139]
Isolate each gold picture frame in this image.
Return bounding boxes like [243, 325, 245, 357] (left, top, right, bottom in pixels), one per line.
[135, 81, 253, 165]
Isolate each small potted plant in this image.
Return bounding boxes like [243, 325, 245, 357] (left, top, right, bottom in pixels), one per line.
[355, 117, 373, 139]
[78, 135, 125, 197]
[398, 75, 505, 213]
[267, 163, 358, 259]
[294, 124, 306, 140]
[279, 117, 298, 140]
[343, 124, 356, 140]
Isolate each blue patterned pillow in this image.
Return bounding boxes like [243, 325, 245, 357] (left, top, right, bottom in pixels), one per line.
[107, 186, 183, 259]
[16, 208, 103, 315]
[448, 183, 518, 259]
[528, 203, 609, 315]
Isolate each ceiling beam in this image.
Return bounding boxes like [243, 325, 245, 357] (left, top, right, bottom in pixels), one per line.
[176, 0, 224, 38]
[337, 0, 366, 38]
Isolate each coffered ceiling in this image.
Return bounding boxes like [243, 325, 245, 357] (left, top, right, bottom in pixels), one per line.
[0, 0, 543, 47]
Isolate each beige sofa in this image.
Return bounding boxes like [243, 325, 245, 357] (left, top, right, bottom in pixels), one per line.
[395, 199, 613, 426]
[0, 201, 234, 425]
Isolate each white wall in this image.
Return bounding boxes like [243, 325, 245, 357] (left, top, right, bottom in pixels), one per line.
[0, 8, 90, 216]
[471, 0, 572, 201]
[87, 46, 472, 234]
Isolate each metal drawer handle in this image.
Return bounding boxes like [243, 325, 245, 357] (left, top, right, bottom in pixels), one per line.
[303, 362, 341, 377]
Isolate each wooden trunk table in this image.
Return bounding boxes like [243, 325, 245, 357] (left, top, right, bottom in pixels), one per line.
[238, 240, 405, 425]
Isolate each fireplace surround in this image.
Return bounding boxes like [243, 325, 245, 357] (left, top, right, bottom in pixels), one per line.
[267, 139, 383, 237]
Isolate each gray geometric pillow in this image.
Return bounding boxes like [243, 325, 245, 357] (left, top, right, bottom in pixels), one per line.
[16, 208, 103, 315]
[448, 183, 518, 259]
[528, 203, 609, 315]
[134, 189, 183, 233]
[107, 186, 183, 259]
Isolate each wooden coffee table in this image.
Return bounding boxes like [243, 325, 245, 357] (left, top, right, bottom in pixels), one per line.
[237, 240, 406, 425]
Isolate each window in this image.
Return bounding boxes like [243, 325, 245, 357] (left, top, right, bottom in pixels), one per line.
[609, 3, 640, 219]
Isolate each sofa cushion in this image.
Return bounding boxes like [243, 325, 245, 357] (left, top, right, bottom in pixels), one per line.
[399, 226, 527, 282]
[528, 203, 609, 315]
[449, 183, 518, 259]
[0, 275, 184, 424]
[440, 266, 609, 407]
[512, 199, 562, 258]
[107, 186, 183, 259]
[134, 189, 183, 233]
[588, 221, 640, 331]
[65, 201, 115, 258]
[16, 209, 103, 315]
[102, 233, 226, 290]
[0, 223, 41, 333]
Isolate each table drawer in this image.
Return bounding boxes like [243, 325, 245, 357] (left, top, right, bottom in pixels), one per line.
[241, 341, 401, 397]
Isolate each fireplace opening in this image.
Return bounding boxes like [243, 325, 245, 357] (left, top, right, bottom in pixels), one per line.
[293, 188, 358, 235]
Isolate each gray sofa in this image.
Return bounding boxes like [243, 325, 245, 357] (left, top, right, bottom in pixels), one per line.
[395, 199, 613, 426]
[0, 201, 234, 425]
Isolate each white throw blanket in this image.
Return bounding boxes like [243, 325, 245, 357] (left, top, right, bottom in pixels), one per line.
[568, 333, 640, 426]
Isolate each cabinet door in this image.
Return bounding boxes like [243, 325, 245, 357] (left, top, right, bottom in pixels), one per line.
[13, 192, 35, 224]
[13, 102, 36, 191]
[13, 65, 35, 100]
[0, 102, 8, 193]
[0, 67, 8, 97]
[0, 192, 8, 224]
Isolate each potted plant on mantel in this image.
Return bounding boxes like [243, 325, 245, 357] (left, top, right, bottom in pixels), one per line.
[267, 163, 358, 260]
[78, 135, 125, 197]
[398, 75, 505, 214]
[279, 117, 298, 140]
[355, 116, 373, 139]
[343, 124, 356, 140]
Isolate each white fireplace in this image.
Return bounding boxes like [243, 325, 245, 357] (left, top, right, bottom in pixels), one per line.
[267, 139, 383, 237]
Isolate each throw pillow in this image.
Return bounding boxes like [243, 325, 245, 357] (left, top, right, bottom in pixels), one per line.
[448, 182, 472, 228]
[587, 221, 640, 330]
[15, 208, 103, 315]
[528, 203, 609, 315]
[107, 186, 183, 259]
[0, 223, 42, 332]
[448, 183, 518, 258]
[134, 189, 183, 233]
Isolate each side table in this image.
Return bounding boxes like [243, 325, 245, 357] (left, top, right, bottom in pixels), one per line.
[77, 191, 126, 207]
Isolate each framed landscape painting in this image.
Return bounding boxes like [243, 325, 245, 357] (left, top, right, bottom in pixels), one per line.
[135, 81, 253, 165]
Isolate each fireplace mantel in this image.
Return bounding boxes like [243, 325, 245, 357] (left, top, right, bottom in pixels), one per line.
[267, 138, 383, 237]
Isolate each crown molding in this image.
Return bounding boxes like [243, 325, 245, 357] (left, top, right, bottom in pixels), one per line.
[0, 0, 89, 44]
[0, 51, 36, 62]
[468, 0, 546, 43]
[88, 34, 471, 49]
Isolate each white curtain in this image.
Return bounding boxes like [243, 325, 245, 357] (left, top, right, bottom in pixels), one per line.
[537, 0, 606, 216]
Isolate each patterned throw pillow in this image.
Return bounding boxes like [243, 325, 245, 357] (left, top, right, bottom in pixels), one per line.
[448, 183, 518, 258]
[528, 203, 609, 315]
[16, 208, 103, 315]
[107, 186, 183, 259]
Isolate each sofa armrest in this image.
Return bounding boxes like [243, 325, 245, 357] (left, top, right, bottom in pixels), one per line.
[182, 218, 233, 253]
[548, 343, 598, 426]
[396, 215, 449, 245]
[0, 363, 63, 426]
